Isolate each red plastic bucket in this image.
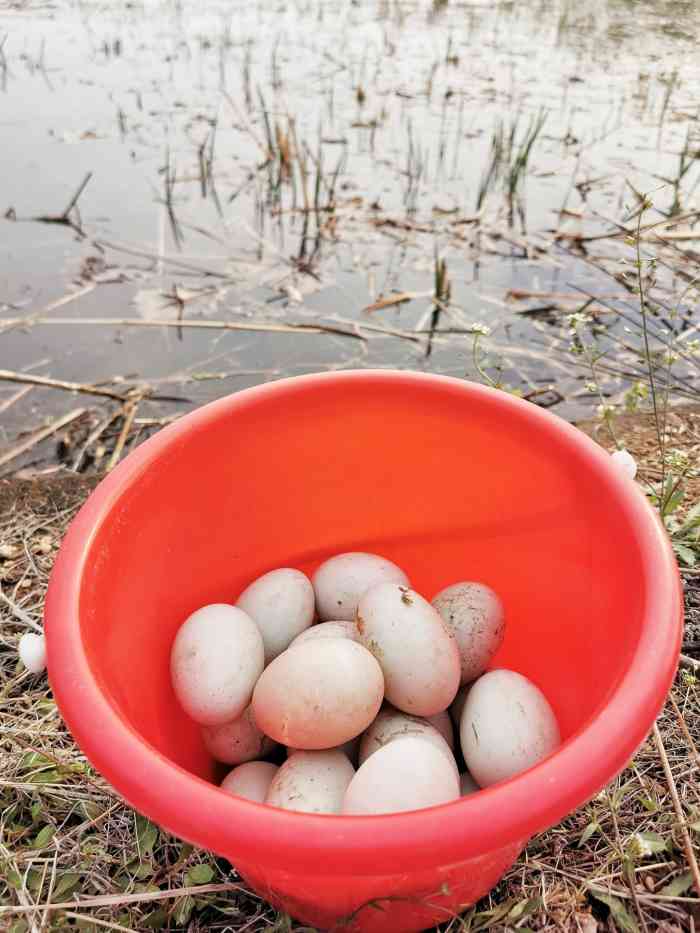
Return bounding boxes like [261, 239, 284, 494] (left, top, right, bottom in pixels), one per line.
[45, 371, 682, 931]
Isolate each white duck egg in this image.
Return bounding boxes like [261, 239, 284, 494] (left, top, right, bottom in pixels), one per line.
[312, 552, 409, 622]
[252, 638, 384, 749]
[460, 669, 560, 787]
[286, 734, 360, 766]
[266, 750, 354, 814]
[432, 582, 505, 684]
[342, 737, 459, 815]
[170, 604, 264, 726]
[221, 761, 278, 803]
[202, 704, 277, 765]
[288, 619, 359, 648]
[356, 583, 460, 716]
[358, 706, 457, 773]
[236, 568, 315, 663]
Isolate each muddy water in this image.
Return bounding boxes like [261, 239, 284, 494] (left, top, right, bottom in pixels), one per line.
[1, 0, 699, 467]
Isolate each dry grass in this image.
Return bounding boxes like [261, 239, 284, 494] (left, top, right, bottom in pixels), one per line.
[0, 436, 698, 932]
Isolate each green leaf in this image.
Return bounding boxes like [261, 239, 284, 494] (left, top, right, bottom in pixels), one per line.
[578, 821, 600, 846]
[673, 542, 697, 566]
[637, 831, 668, 854]
[135, 814, 158, 857]
[507, 897, 542, 921]
[30, 769, 61, 784]
[53, 872, 81, 899]
[142, 908, 168, 929]
[660, 871, 694, 897]
[185, 863, 215, 885]
[588, 888, 639, 933]
[173, 895, 195, 926]
[81, 800, 102, 821]
[6, 868, 22, 889]
[30, 825, 55, 849]
[30, 801, 43, 822]
[639, 796, 659, 813]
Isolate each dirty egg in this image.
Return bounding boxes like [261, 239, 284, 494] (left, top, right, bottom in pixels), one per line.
[356, 583, 460, 716]
[432, 581, 505, 684]
[266, 749, 355, 814]
[358, 705, 457, 773]
[202, 703, 276, 765]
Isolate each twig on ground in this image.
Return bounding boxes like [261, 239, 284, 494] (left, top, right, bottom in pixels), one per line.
[0, 385, 33, 415]
[652, 722, 700, 897]
[106, 396, 140, 472]
[0, 408, 86, 471]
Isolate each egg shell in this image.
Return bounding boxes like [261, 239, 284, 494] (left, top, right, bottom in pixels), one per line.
[202, 704, 277, 765]
[236, 568, 315, 663]
[313, 552, 409, 622]
[460, 771, 480, 795]
[170, 604, 264, 726]
[221, 761, 278, 803]
[287, 734, 360, 766]
[18, 633, 47, 674]
[460, 669, 560, 787]
[266, 750, 355, 814]
[425, 709, 455, 751]
[356, 583, 460, 716]
[342, 737, 460, 815]
[289, 619, 359, 649]
[432, 582, 505, 684]
[252, 638, 384, 749]
[359, 706, 457, 773]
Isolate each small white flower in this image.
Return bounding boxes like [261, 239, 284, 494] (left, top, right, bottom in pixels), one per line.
[18, 633, 47, 674]
[611, 448, 637, 480]
[630, 832, 653, 857]
[471, 323, 491, 337]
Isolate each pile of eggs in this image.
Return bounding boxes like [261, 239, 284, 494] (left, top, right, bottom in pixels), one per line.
[170, 553, 560, 815]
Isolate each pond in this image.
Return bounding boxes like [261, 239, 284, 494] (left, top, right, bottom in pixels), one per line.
[1, 0, 699, 471]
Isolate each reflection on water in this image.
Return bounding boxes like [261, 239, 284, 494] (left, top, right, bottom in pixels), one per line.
[1, 0, 699, 469]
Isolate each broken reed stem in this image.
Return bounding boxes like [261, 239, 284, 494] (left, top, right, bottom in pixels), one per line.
[0, 369, 129, 401]
[0, 385, 33, 415]
[0, 882, 252, 915]
[106, 397, 140, 472]
[652, 722, 700, 898]
[667, 693, 700, 767]
[72, 409, 122, 472]
[0, 408, 86, 470]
